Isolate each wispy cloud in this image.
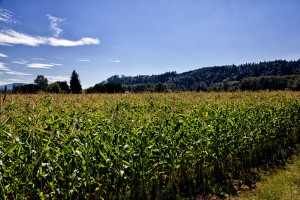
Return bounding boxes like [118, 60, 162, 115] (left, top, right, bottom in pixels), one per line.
[47, 14, 65, 38]
[78, 59, 91, 62]
[30, 57, 45, 61]
[110, 59, 121, 63]
[27, 63, 53, 68]
[8, 78, 25, 82]
[27, 62, 62, 69]
[0, 29, 46, 46]
[46, 75, 69, 82]
[0, 62, 9, 70]
[6, 71, 32, 76]
[0, 7, 18, 24]
[48, 37, 100, 46]
[12, 59, 28, 65]
[0, 29, 100, 47]
[0, 53, 8, 57]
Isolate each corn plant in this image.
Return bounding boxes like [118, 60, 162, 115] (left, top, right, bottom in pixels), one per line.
[0, 92, 299, 199]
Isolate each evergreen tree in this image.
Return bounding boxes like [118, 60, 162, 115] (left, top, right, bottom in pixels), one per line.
[70, 70, 82, 94]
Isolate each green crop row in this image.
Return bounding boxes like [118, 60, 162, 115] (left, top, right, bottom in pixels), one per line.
[0, 92, 299, 199]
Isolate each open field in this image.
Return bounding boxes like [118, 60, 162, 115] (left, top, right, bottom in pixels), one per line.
[0, 92, 300, 199]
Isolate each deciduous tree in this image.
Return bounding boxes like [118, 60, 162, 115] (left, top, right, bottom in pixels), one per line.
[34, 75, 48, 89]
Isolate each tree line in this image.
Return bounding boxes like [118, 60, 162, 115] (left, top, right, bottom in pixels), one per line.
[1, 69, 125, 94]
[101, 59, 300, 92]
[6, 70, 82, 94]
[2, 59, 300, 94]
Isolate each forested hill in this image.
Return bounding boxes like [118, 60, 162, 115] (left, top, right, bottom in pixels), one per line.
[87, 59, 300, 93]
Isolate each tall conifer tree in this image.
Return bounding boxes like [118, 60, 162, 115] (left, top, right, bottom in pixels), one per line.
[70, 70, 82, 94]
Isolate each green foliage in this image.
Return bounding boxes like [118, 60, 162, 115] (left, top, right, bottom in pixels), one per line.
[46, 81, 70, 94]
[287, 76, 300, 90]
[104, 59, 300, 91]
[46, 82, 61, 93]
[34, 75, 48, 89]
[237, 155, 300, 200]
[85, 83, 124, 94]
[154, 82, 167, 92]
[197, 82, 208, 92]
[12, 84, 40, 94]
[241, 75, 300, 91]
[70, 70, 82, 94]
[58, 81, 71, 93]
[0, 92, 300, 199]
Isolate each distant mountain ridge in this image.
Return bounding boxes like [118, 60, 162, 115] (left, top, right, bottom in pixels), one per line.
[99, 59, 300, 92]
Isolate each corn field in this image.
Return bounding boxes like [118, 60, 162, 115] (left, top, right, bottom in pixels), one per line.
[0, 92, 300, 199]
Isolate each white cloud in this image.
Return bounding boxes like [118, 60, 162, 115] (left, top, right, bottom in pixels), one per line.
[78, 59, 91, 62]
[0, 62, 10, 70]
[27, 62, 62, 68]
[0, 29, 47, 46]
[0, 53, 8, 57]
[6, 71, 32, 76]
[12, 59, 28, 65]
[27, 63, 53, 68]
[0, 29, 100, 47]
[46, 75, 69, 82]
[47, 14, 65, 38]
[0, 7, 18, 24]
[48, 37, 100, 46]
[110, 59, 121, 63]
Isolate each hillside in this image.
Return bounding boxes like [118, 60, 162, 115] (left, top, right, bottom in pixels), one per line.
[98, 59, 300, 92]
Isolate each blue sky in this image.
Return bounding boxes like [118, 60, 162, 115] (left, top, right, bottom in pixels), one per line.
[0, 0, 300, 88]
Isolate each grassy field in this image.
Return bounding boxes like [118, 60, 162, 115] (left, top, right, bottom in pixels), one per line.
[0, 92, 300, 199]
[234, 153, 300, 200]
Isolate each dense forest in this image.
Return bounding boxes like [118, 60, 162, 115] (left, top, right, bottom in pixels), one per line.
[86, 59, 300, 92]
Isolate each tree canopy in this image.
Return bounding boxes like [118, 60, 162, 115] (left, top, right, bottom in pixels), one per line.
[46, 81, 71, 93]
[34, 75, 48, 89]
